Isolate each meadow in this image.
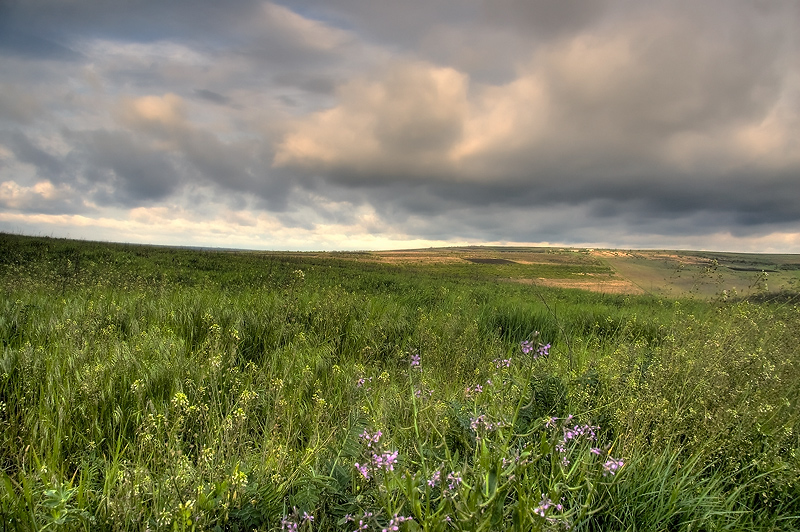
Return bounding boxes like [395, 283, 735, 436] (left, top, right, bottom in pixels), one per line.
[1, 233, 798, 531]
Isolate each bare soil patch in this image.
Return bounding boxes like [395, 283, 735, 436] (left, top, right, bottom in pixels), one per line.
[465, 257, 516, 265]
[514, 277, 645, 295]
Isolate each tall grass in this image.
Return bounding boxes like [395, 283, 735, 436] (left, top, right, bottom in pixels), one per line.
[0, 233, 798, 530]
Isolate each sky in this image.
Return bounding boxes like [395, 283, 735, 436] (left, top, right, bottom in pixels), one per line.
[1, 0, 799, 252]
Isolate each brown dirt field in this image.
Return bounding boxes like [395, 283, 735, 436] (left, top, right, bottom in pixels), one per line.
[513, 277, 645, 295]
[371, 252, 464, 264]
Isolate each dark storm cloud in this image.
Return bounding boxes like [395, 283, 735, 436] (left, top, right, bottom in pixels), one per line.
[0, 0, 262, 45]
[0, 86, 43, 124]
[0, 28, 82, 60]
[273, 0, 800, 245]
[1, 0, 799, 250]
[4, 132, 65, 180]
[272, 73, 337, 95]
[68, 129, 183, 204]
[480, 0, 613, 39]
[192, 89, 231, 106]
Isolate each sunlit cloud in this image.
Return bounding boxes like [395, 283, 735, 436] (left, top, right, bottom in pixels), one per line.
[1, 0, 799, 251]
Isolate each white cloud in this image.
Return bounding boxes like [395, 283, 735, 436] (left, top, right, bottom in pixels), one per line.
[116, 93, 188, 142]
[274, 60, 469, 177]
[0, 180, 82, 210]
[262, 2, 353, 51]
[274, 13, 799, 184]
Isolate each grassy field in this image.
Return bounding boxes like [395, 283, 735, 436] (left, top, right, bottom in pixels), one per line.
[1, 233, 799, 531]
[331, 246, 800, 298]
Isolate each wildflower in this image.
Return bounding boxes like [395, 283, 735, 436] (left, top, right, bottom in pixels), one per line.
[414, 387, 433, 399]
[354, 462, 371, 480]
[521, 339, 550, 359]
[281, 517, 299, 532]
[534, 494, 552, 517]
[465, 383, 483, 397]
[470, 414, 486, 432]
[131, 379, 144, 393]
[603, 457, 624, 476]
[410, 352, 421, 368]
[171, 392, 189, 410]
[383, 514, 412, 532]
[359, 429, 382, 447]
[446, 472, 462, 491]
[352, 512, 373, 531]
[561, 423, 598, 444]
[373, 450, 399, 471]
[537, 343, 551, 358]
[470, 415, 506, 436]
[493, 357, 512, 369]
[428, 470, 441, 487]
[521, 340, 535, 354]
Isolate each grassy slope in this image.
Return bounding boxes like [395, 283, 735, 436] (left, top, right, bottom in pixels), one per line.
[598, 250, 800, 298]
[0, 233, 799, 531]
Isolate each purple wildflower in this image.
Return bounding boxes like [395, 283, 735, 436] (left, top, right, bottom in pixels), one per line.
[470, 415, 485, 432]
[354, 462, 371, 480]
[522, 339, 551, 359]
[537, 343, 551, 358]
[353, 512, 373, 531]
[410, 353, 421, 369]
[382, 514, 412, 532]
[521, 340, 535, 354]
[603, 457, 624, 476]
[534, 494, 552, 517]
[360, 429, 382, 448]
[281, 518, 299, 532]
[493, 357, 512, 369]
[561, 423, 599, 445]
[373, 450, 399, 471]
[446, 472, 462, 491]
[465, 384, 483, 397]
[414, 387, 433, 399]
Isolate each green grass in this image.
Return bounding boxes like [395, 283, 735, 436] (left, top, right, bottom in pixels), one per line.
[0, 233, 799, 531]
[600, 250, 800, 298]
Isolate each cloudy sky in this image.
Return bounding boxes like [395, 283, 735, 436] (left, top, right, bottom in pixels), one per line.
[1, 0, 799, 251]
